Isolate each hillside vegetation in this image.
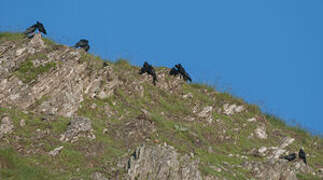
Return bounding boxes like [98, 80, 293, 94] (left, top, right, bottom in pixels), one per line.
[0, 32, 322, 180]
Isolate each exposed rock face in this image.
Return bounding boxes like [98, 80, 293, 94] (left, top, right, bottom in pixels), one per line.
[0, 35, 119, 117]
[91, 172, 108, 180]
[126, 144, 202, 180]
[250, 136, 295, 159]
[198, 106, 213, 118]
[0, 116, 14, 138]
[198, 106, 213, 123]
[1, 34, 322, 180]
[243, 159, 297, 180]
[59, 116, 95, 143]
[223, 104, 244, 115]
[255, 125, 268, 139]
[280, 137, 295, 149]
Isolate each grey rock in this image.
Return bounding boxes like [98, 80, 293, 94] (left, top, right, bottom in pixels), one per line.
[91, 172, 108, 180]
[243, 159, 298, 180]
[126, 144, 202, 180]
[223, 104, 245, 115]
[255, 125, 268, 139]
[0, 116, 14, 138]
[48, 146, 64, 156]
[60, 116, 95, 143]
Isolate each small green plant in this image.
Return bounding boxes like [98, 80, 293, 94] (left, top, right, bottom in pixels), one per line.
[14, 60, 56, 83]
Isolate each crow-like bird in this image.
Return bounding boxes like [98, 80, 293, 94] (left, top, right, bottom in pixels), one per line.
[299, 148, 307, 164]
[24, 21, 47, 38]
[175, 64, 192, 82]
[169, 67, 179, 76]
[139, 62, 157, 85]
[74, 39, 90, 52]
[280, 153, 297, 161]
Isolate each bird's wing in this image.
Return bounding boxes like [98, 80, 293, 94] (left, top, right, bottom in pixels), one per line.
[39, 25, 47, 34]
[169, 68, 179, 75]
[74, 41, 81, 48]
[84, 45, 90, 52]
[24, 26, 36, 35]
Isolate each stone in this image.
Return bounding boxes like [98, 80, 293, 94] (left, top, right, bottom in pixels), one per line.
[279, 137, 295, 149]
[29, 33, 46, 48]
[258, 146, 267, 154]
[247, 117, 256, 122]
[245, 159, 297, 180]
[255, 125, 267, 139]
[198, 106, 213, 118]
[223, 104, 245, 115]
[103, 128, 108, 134]
[91, 103, 97, 109]
[20, 119, 26, 127]
[126, 144, 202, 180]
[48, 146, 64, 156]
[0, 116, 14, 138]
[183, 93, 193, 99]
[91, 172, 108, 180]
[16, 48, 26, 56]
[60, 116, 95, 142]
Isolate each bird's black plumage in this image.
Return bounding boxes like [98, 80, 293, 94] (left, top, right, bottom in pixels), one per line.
[36, 21, 47, 35]
[280, 153, 297, 161]
[175, 64, 192, 82]
[24, 21, 47, 38]
[169, 67, 179, 76]
[299, 149, 307, 164]
[139, 62, 157, 85]
[74, 39, 90, 52]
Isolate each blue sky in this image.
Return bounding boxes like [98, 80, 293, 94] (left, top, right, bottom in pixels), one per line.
[1, 0, 322, 134]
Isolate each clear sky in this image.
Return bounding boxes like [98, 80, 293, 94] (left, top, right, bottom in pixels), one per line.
[1, 0, 322, 134]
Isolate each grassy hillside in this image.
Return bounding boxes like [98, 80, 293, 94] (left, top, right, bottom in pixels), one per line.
[0, 32, 322, 180]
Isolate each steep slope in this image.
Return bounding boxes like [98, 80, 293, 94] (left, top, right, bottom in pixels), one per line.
[0, 32, 322, 180]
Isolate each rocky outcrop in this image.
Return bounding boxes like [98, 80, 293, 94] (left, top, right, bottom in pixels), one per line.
[0, 116, 14, 138]
[243, 159, 294, 180]
[125, 144, 202, 180]
[254, 124, 268, 139]
[222, 104, 244, 115]
[59, 116, 95, 143]
[198, 106, 213, 123]
[0, 35, 119, 117]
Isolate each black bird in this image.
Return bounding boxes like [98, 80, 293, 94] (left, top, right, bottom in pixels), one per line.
[24, 21, 47, 38]
[139, 62, 157, 85]
[74, 39, 90, 52]
[169, 67, 179, 76]
[175, 64, 192, 82]
[299, 148, 307, 164]
[280, 153, 297, 161]
[103, 62, 109, 67]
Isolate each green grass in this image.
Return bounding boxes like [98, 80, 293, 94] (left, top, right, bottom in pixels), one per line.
[0, 33, 323, 179]
[297, 173, 322, 180]
[0, 32, 25, 42]
[0, 148, 56, 180]
[14, 59, 56, 83]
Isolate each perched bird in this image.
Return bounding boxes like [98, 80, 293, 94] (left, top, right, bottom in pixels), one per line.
[280, 153, 297, 161]
[103, 62, 109, 67]
[24, 21, 47, 38]
[299, 148, 307, 164]
[74, 39, 90, 52]
[139, 62, 157, 85]
[175, 64, 192, 82]
[169, 67, 179, 76]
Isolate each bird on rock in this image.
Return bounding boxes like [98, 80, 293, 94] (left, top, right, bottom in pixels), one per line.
[73, 39, 90, 52]
[24, 21, 47, 38]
